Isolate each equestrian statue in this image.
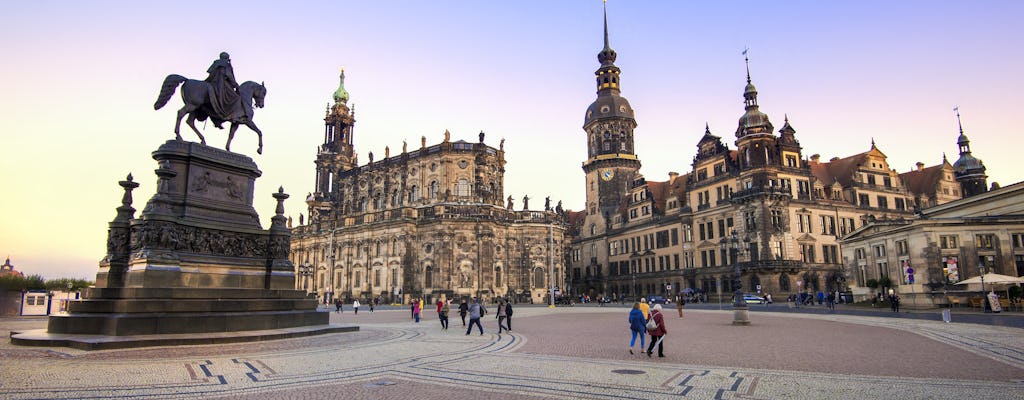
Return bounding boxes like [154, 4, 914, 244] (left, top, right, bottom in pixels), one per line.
[154, 52, 267, 154]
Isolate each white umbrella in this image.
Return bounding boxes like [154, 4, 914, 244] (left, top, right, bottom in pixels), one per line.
[954, 273, 1024, 285]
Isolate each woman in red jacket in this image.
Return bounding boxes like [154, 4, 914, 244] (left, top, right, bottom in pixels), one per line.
[646, 304, 667, 357]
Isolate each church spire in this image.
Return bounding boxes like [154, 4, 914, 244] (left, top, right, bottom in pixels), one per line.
[332, 67, 350, 104]
[598, 0, 617, 67]
[735, 49, 772, 138]
[593, 0, 621, 96]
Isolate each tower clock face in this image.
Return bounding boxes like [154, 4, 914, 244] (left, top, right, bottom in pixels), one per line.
[601, 169, 614, 181]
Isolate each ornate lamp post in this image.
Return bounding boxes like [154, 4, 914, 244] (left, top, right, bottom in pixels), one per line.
[298, 264, 314, 293]
[980, 257, 990, 313]
[721, 232, 750, 326]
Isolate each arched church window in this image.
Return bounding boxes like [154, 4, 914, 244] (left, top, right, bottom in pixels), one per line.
[533, 267, 545, 289]
[429, 181, 439, 199]
[779, 273, 791, 291]
[409, 185, 419, 202]
[425, 266, 433, 288]
[495, 266, 502, 287]
[455, 179, 471, 197]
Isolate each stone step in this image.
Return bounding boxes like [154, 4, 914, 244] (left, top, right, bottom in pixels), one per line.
[69, 298, 318, 314]
[84, 287, 313, 300]
[47, 309, 329, 336]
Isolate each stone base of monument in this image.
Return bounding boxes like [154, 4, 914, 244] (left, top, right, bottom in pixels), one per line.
[11, 140, 354, 350]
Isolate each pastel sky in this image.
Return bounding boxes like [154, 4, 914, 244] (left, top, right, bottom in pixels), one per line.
[2, 1, 1021, 280]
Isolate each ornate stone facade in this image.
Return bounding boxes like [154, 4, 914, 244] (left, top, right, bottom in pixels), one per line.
[291, 72, 566, 305]
[567, 5, 982, 302]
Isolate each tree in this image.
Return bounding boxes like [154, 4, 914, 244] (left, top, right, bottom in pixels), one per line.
[44, 278, 92, 291]
[866, 278, 879, 301]
[877, 276, 893, 292]
[0, 274, 46, 291]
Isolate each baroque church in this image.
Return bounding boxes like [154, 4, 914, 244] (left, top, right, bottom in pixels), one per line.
[565, 4, 989, 301]
[290, 70, 567, 305]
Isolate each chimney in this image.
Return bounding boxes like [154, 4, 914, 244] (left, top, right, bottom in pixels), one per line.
[668, 171, 679, 183]
[916, 162, 924, 171]
[810, 154, 821, 163]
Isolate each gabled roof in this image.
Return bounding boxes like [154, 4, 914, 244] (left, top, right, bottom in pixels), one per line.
[900, 163, 947, 197]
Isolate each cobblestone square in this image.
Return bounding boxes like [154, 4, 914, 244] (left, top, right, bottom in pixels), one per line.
[2, 306, 1023, 399]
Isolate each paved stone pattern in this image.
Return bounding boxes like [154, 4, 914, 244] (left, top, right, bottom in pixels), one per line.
[1, 308, 1023, 399]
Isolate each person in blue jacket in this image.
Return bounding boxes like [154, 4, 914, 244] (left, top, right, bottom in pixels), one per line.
[628, 302, 646, 355]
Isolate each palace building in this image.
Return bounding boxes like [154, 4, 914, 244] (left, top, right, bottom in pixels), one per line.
[566, 4, 990, 301]
[290, 70, 566, 305]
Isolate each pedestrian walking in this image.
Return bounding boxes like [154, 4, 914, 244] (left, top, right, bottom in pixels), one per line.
[628, 302, 646, 354]
[646, 304, 667, 358]
[497, 298, 509, 333]
[419, 298, 425, 319]
[335, 298, 342, 314]
[413, 299, 421, 323]
[458, 299, 469, 326]
[466, 298, 485, 335]
[410, 298, 416, 319]
[436, 299, 444, 316]
[353, 299, 360, 314]
[676, 295, 684, 318]
[504, 300, 513, 331]
[891, 294, 901, 312]
[440, 300, 450, 330]
[639, 297, 650, 319]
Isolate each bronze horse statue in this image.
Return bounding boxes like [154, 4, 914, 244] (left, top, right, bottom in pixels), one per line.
[154, 75, 267, 154]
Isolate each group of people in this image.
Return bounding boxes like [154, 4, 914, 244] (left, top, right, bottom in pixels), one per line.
[405, 297, 514, 335]
[627, 298, 671, 358]
[333, 298, 375, 314]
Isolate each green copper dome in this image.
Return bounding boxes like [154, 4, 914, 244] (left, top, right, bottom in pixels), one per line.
[333, 68, 350, 104]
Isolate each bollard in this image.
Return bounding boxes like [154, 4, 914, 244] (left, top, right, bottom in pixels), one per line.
[942, 309, 952, 323]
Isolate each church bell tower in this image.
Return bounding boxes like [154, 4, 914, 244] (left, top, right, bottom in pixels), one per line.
[580, 2, 641, 236]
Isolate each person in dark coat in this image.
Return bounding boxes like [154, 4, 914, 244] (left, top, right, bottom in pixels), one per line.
[628, 302, 646, 355]
[645, 304, 667, 357]
[504, 300, 513, 331]
[458, 299, 469, 326]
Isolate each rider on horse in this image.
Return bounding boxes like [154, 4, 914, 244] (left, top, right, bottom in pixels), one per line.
[205, 52, 242, 129]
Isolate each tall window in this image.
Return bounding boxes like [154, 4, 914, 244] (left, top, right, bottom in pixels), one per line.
[410, 185, 419, 202]
[455, 178, 471, 197]
[801, 244, 816, 263]
[495, 266, 502, 287]
[771, 210, 783, 230]
[424, 266, 433, 287]
[939, 235, 959, 249]
[428, 181, 439, 199]
[976, 234, 996, 250]
[797, 214, 811, 233]
[771, 242, 783, 259]
[533, 268, 545, 289]
[895, 240, 909, 256]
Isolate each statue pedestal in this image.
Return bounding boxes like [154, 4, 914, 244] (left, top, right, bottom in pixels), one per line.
[13, 141, 352, 349]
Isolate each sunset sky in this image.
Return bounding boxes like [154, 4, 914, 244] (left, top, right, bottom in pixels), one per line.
[2, 1, 1021, 279]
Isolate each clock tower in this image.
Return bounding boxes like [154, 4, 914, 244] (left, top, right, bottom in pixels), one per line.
[581, 1, 641, 236]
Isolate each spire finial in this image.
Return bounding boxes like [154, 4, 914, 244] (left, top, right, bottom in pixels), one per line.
[784, 113, 789, 123]
[943, 152, 948, 163]
[743, 47, 751, 83]
[705, 122, 710, 133]
[596, 0, 617, 66]
[954, 105, 963, 134]
[603, 0, 610, 51]
[871, 137, 876, 149]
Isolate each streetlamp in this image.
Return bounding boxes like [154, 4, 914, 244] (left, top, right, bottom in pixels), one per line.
[720, 232, 750, 326]
[65, 280, 72, 315]
[980, 257, 990, 313]
[298, 264, 313, 293]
